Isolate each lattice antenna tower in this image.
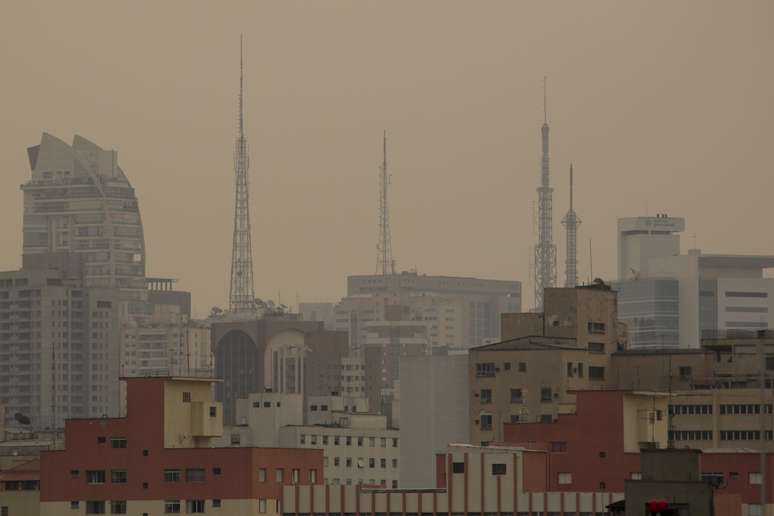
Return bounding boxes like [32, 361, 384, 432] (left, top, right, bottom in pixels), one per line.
[562, 163, 581, 288]
[376, 131, 395, 275]
[229, 34, 257, 314]
[533, 77, 557, 310]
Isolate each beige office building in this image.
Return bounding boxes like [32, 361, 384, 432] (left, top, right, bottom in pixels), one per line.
[470, 285, 625, 444]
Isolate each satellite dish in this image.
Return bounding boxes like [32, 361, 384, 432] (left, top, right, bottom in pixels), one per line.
[14, 413, 30, 425]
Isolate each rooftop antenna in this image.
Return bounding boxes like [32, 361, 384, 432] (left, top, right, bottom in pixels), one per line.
[229, 33, 257, 315]
[588, 237, 593, 285]
[533, 76, 557, 309]
[562, 163, 581, 288]
[376, 130, 395, 276]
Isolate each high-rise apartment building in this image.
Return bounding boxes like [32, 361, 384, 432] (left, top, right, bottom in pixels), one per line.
[0, 264, 121, 429]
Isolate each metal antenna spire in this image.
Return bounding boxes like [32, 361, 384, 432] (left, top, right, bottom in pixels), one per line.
[562, 163, 581, 288]
[533, 77, 557, 310]
[229, 34, 257, 315]
[376, 130, 395, 275]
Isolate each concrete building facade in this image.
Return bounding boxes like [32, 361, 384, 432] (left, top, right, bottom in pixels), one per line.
[399, 353, 470, 488]
[278, 413, 400, 488]
[470, 286, 625, 443]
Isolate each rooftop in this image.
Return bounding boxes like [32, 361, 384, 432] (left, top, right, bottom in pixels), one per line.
[471, 335, 580, 352]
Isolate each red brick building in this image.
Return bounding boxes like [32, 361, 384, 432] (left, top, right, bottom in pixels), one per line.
[503, 390, 768, 512]
[39, 377, 323, 515]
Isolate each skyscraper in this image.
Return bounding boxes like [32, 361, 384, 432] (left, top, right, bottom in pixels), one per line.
[22, 133, 146, 293]
[0, 133, 147, 428]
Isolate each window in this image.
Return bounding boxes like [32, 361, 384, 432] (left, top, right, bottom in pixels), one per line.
[213, 500, 222, 508]
[186, 468, 205, 482]
[518, 362, 527, 372]
[300, 434, 306, 445]
[392, 480, 398, 488]
[97, 436, 106, 444]
[334, 436, 340, 446]
[258, 468, 267, 482]
[491, 463, 506, 475]
[504, 362, 511, 371]
[452, 462, 465, 474]
[630, 472, 642, 480]
[541, 387, 553, 402]
[540, 415, 553, 423]
[558, 473, 572, 485]
[587, 322, 606, 334]
[750, 472, 763, 485]
[369, 458, 375, 469]
[209, 406, 217, 417]
[679, 366, 692, 380]
[86, 501, 106, 514]
[380, 438, 387, 448]
[110, 501, 127, 514]
[476, 362, 496, 377]
[111, 470, 128, 483]
[164, 500, 181, 514]
[510, 389, 523, 404]
[380, 458, 386, 469]
[357, 436, 363, 446]
[292, 469, 300, 484]
[322, 435, 329, 445]
[550, 441, 567, 452]
[213, 467, 221, 475]
[369, 437, 375, 447]
[577, 363, 584, 378]
[346, 458, 352, 467]
[589, 366, 605, 381]
[392, 459, 398, 468]
[392, 438, 398, 447]
[346, 436, 352, 446]
[480, 389, 492, 404]
[164, 469, 181, 482]
[587, 342, 605, 353]
[334, 457, 340, 467]
[143, 449, 149, 456]
[275, 468, 284, 482]
[311, 404, 318, 412]
[71, 501, 80, 509]
[258, 499, 267, 514]
[70, 469, 80, 477]
[480, 414, 493, 431]
[309, 469, 317, 483]
[182, 392, 191, 403]
[566, 362, 574, 377]
[110, 438, 127, 449]
[187, 500, 205, 514]
[86, 470, 105, 484]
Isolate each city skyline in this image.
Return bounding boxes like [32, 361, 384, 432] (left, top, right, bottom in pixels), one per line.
[0, 2, 772, 316]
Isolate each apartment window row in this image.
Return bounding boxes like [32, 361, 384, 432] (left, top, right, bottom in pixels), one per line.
[669, 404, 713, 416]
[252, 400, 281, 408]
[328, 457, 398, 469]
[300, 434, 398, 448]
[720, 430, 774, 441]
[326, 478, 399, 488]
[669, 430, 713, 441]
[719, 404, 773, 415]
[587, 322, 607, 334]
[257, 467, 315, 483]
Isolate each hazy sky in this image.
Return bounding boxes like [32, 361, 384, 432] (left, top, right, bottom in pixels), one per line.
[1, 1, 772, 316]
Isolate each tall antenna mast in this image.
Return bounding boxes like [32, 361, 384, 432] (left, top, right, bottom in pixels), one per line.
[229, 34, 257, 314]
[562, 163, 581, 288]
[533, 77, 557, 309]
[376, 130, 395, 275]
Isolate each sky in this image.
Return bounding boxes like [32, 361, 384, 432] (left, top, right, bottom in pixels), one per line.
[0, 1, 772, 317]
